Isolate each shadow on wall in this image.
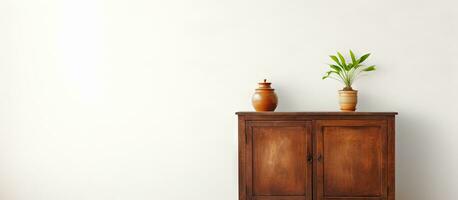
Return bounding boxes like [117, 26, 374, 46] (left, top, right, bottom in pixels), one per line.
[395, 112, 440, 200]
[348, 92, 441, 199]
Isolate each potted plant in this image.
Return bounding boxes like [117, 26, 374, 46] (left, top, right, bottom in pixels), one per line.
[322, 50, 376, 111]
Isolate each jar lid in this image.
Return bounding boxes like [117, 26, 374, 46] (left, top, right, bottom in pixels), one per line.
[256, 79, 274, 90]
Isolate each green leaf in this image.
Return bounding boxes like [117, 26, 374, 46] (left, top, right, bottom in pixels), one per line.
[322, 71, 332, 79]
[348, 62, 355, 69]
[337, 52, 347, 69]
[350, 50, 357, 63]
[322, 70, 340, 80]
[359, 53, 371, 63]
[330, 64, 342, 72]
[329, 55, 342, 66]
[362, 65, 376, 71]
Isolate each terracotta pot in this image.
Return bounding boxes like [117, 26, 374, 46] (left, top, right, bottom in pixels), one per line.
[338, 90, 357, 111]
[252, 79, 278, 111]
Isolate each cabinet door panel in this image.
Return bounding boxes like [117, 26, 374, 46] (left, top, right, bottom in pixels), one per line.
[315, 120, 387, 200]
[247, 121, 312, 200]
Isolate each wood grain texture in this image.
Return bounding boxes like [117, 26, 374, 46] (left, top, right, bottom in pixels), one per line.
[237, 112, 396, 200]
[238, 115, 246, 200]
[321, 125, 385, 197]
[315, 120, 388, 200]
[253, 126, 307, 195]
[323, 126, 382, 196]
[247, 121, 312, 200]
[387, 116, 396, 200]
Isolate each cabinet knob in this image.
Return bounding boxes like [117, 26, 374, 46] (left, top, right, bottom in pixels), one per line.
[317, 155, 322, 162]
[307, 155, 313, 163]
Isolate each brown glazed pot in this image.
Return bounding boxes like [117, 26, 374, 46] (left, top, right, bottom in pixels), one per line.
[338, 90, 358, 111]
[252, 79, 278, 111]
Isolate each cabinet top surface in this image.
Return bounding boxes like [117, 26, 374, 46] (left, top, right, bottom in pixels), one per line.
[236, 111, 398, 116]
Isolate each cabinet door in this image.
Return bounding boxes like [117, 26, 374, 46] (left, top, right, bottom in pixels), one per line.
[246, 121, 312, 200]
[315, 120, 387, 200]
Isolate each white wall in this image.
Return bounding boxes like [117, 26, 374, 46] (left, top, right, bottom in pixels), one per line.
[1, 0, 457, 199]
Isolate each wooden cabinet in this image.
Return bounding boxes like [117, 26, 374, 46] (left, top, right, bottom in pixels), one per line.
[237, 112, 397, 200]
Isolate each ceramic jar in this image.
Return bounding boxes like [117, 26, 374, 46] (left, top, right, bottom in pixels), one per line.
[252, 79, 278, 111]
[338, 90, 357, 111]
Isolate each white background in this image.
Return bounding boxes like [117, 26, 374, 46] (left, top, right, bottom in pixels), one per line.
[1, 0, 457, 199]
